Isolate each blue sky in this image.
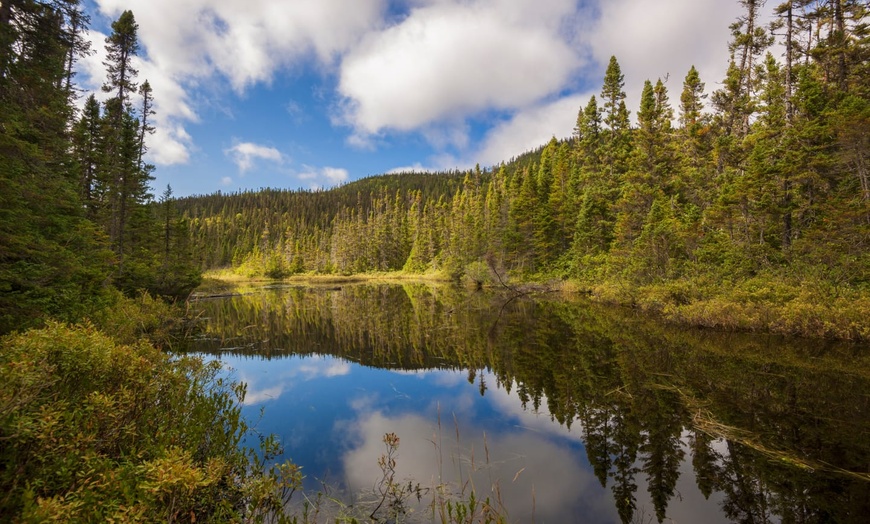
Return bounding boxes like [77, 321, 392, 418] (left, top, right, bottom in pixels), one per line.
[77, 0, 767, 197]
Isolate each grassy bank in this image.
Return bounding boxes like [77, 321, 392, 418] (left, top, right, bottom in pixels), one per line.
[570, 273, 870, 342]
[201, 267, 870, 342]
[200, 268, 453, 287]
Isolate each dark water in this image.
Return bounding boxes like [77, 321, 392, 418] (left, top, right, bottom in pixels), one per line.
[186, 282, 870, 523]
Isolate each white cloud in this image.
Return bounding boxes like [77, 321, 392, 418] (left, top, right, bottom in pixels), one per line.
[472, 93, 590, 167]
[76, 30, 110, 98]
[80, 0, 780, 179]
[220, 176, 233, 186]
[584, 0, 777, 123]
[86, 0, 385, 166]
[79, 28, 196, 166]
[225, 142, 284, 173]
[387, 163, 434, 174]
[298, 165, 349, 189]
[337, 0, 582, 136]
[452, 0, 778, 166]
[95, 0, 384, 89]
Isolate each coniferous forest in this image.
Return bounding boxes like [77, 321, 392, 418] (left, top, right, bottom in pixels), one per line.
[0, 3, 200, 334]
[1, 4, 290, 521]
[0, 0, 869, 522]
[180, 1, 870, 340]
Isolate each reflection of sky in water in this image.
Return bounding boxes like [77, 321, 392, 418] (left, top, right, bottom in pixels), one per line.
[215, 354, 729, 523]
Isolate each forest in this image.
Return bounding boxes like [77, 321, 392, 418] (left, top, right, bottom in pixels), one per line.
[0, 1, 200, 335]
[0, 0, 868, 521]
[178, 0, 870, 340]
[0, 2, 291, 521]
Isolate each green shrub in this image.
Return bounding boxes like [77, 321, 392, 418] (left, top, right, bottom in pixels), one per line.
[463, 260, 493, 289]
[0, 323, 299, 522]
[88, 289, 182, 347]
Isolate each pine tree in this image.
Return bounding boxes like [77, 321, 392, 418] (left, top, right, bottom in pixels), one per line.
[679, 66, 709, 171]
[575, 95, 604, 183]
[72, 94, 104, 215]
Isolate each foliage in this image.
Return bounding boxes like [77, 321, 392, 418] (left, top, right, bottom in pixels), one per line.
[0, 3, 201, 333]
[177, 1, 870, 339]
[0, 322, 301, 522]
[87, 288, 185, 347]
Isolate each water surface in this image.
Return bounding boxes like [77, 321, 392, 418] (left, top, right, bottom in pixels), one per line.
[187, 283, 870, 523]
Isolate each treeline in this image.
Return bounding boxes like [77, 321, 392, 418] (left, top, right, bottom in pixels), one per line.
[182, 1, 870, 338]
[176, 171, 470, 271]
[0, 2, 199, 333]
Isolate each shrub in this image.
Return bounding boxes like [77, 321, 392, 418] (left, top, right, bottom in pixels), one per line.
[463, 260, 493, 289]
[0, 323, 299, 522]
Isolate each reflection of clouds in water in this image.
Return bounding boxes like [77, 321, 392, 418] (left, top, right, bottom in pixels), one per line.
[348, 393, 379, 413]
[390, 368, 467, 388]
[484, 375, 730, 522]
[633, 431, 730, 524]
[243, 384, 285, 404]
[430, 370, 467, 388]
[227, 355, 352, 405]
[483, 374, 587, 444]
[339, 409, 616, 522]
[296, 356, 351, 379]
[336, 369, 725, 522]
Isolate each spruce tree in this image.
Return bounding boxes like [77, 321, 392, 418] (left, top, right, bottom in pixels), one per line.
[600, 56, 632, 178]
[0, 0, 110, 332]
[101, 10, 141, 273]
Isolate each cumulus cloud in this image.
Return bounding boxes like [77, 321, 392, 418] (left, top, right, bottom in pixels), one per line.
[78, 28, 195, 165]
[86, 0, 385, 166]
[81, 0, 777, 179]
[225, 142, 284, 173]
[454, 0, 776, 165]
[583, 0, 777, 122]
[337, 0, 582, 135]
[472, 93, 590, 166]
[298, 165, 350, 189]
[387, 163, 434, 174]
[95, 0, 384, 89]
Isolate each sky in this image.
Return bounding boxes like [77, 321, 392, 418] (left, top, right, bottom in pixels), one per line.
[76, 0, 775, 197]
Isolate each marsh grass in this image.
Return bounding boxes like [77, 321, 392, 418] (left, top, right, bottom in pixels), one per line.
[275, 407, 514, 523]
[203, 269, 455, 286]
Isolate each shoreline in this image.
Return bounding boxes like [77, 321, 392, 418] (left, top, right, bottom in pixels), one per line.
[195, 270, 870, 342]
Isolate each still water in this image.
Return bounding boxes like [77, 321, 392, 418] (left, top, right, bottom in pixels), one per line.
[186, 282, 869, 523]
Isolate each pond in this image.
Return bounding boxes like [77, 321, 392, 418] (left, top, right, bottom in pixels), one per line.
[186, 282, 870, 523]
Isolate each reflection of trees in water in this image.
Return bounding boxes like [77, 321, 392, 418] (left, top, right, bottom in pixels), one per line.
[188, 284, 870, 523]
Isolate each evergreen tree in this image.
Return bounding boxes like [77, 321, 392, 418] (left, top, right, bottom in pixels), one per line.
[101, 10, 141, 273]
[0, 0, 110, 332]
[600, 56, 632, 178]
[72, 94, 104, 215]
[678, 65, 710, 172]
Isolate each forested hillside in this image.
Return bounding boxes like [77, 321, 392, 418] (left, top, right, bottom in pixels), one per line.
[180, 1, 870, 339]
[0, 3, 198, 333]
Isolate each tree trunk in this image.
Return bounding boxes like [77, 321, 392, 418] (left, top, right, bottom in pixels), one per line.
[834, 0, 847, 90]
